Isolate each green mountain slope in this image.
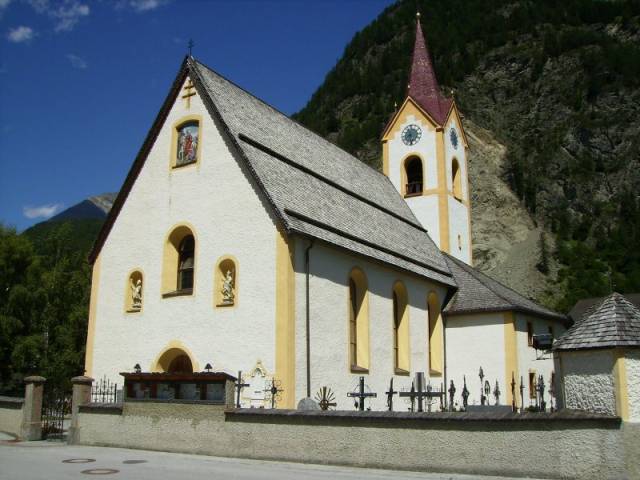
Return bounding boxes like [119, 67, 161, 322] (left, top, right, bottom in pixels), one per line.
[293, 0, 640, 312]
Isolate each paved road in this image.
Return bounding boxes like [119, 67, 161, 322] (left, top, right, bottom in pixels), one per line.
[0, 438, 542, 480]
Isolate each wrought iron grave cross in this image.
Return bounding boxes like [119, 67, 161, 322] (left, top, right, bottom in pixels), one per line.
[386, 378, 398, 411]
[347, 376, 377, 411]
[265, 378, 283, 409]
[235, 370, 249, 408]
[399, 372, 433, 412]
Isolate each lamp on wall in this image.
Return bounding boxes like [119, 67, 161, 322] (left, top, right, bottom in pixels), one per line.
[204, 363, 213, 373]
[134, 363, 141, 373]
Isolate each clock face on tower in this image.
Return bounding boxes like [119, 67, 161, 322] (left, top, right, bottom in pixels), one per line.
[450, 127, 459, 149]
[401, 124, 422, 146]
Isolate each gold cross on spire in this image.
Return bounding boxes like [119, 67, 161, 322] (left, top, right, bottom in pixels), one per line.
[182, 78, 196, 108]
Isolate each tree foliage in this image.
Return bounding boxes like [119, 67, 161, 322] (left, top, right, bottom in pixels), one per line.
[0, 222, 96, 394]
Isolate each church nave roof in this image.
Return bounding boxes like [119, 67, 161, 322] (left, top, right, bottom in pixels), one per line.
[443, 253, 567, 322]
[190, 59, 455, 286]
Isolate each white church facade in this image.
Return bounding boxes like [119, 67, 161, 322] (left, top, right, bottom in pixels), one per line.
[84, 17, 568, 411]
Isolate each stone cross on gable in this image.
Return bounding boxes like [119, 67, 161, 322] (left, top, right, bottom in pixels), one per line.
[182, 78, 196, 108]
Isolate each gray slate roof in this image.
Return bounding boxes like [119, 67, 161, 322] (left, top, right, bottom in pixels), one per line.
[553, 292, 640, 351]
[442, 254, 566, 322]
[190, 59, 454, 286]
[568, 293, 640, 324]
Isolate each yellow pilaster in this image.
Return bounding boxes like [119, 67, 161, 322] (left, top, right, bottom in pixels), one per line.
[275, 229, 296, 408]
[382, 140, 389, 177]
[614, 349, 629, 420]
[503, 311, 519, 407]
[84, 254, 101, 377]
[428, 292, 443, 376]
[435, 129, 450, 253]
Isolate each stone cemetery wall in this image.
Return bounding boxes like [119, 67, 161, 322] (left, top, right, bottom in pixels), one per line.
[0, 396, 24, 438]
[77, 401, 637, 480]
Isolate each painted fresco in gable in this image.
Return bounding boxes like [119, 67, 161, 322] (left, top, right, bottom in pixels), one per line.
[176, 122, 199, 166]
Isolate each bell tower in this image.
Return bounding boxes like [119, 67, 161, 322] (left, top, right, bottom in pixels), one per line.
[382, 13, 472, 265]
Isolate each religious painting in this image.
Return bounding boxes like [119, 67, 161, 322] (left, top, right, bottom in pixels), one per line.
[176, 121, 199, 166]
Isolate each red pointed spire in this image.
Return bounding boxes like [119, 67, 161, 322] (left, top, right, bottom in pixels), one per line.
[407, 13, 451, 125]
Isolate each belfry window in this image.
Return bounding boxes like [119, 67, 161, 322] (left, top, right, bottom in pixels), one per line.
[452, 158, 463, 201]
[177, 235, 195, 291]
[404, 156, 423, 196]
[348, 268, 369, 372]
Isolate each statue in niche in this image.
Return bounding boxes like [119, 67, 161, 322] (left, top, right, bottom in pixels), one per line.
[130, 278, 142, 310]
[221, 269, 235, 305]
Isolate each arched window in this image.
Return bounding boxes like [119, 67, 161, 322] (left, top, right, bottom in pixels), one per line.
[393, 281, 410, 373]
[125, 270, 143, 313]
[171, 116, 202, 168]
[215, 256, 238, 307]
[452, 158, 463, 201]
[428, 292, 443, 375]
[404, 156, 423, 196]
[348, 268, 369, 371]
[178, 235, 195, 290]
[162, 225, 196, 296]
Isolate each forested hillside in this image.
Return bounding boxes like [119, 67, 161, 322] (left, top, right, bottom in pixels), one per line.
[294, 0, 640, 311]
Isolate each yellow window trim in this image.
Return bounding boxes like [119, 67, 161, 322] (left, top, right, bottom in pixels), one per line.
[348, 267, 370, 372]
[161, 222, 198, 297]
[393, 280, 410, 372]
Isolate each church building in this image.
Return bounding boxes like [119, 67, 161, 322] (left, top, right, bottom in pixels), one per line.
[84, 15, 568, 410]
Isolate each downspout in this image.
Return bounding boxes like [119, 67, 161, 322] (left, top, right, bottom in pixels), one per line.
[443, 313, 448, 410]
[304, 240, 315, 398]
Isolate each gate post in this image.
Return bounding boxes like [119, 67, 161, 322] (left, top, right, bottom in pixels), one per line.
[68, 376, 93, 445]
[21, 376, 46, 441]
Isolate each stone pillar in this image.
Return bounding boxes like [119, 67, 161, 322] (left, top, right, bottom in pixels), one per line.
[224, 378, 235, 408]
[21, 376, 46, 441]
[68, 376, 93, 445]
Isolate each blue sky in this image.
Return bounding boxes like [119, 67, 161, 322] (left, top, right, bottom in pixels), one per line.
[0, 0, 396, 231]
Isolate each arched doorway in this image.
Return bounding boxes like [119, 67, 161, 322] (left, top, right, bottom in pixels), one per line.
[154, 347, 195, 373]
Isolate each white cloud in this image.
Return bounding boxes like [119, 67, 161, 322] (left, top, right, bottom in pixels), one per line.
[118, 0, 170, 12]
[66, 53, 87, 69]
[7, 26, 34, 43]
[23, 203, 63, 220]
[25, 0, 89, 32]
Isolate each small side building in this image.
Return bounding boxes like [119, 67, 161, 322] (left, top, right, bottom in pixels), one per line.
[553, 292, 640, 422]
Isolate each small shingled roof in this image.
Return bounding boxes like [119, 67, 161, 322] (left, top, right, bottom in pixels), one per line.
[442, 254, 567, 322]
[553, 292, 640, 351]
[568, 293, 640, 324]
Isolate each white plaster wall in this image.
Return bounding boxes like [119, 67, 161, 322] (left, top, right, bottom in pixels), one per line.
[560, 350, 616, 416]
[90, 77, 279, 400]
[387, 113, 437, 194]
[626, 349, 640, 422]
[405, 195, 440, 244]
[447, 197, 471, 264]
[445, 313, 506, 407]
[293, 240, 449, 411]
[515, 314, 564, 408]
